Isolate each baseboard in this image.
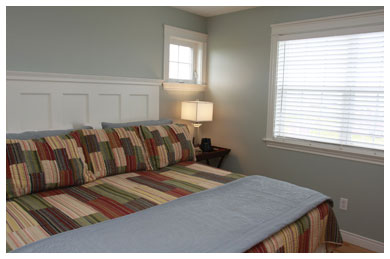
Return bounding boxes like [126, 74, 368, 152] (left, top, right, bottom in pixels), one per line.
[340, 230, 384, 253]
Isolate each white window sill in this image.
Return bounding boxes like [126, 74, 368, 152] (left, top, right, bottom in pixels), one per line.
[263, 138, 384, 165]
[163, 82, 206, 92]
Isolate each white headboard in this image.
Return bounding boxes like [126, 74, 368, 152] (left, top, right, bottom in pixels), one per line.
[6, 71, 161, 133]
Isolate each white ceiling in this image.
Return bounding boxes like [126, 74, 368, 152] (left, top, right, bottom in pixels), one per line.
[174, 6, 257, 17]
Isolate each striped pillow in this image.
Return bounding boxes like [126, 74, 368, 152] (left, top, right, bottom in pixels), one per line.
[140, 124, 196, 169]
[70, 127, 152, 179]
[6, 135, 95, 199]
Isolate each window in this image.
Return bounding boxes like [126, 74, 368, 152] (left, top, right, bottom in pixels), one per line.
[163, 25, 208, 91]
[276, 32, 384, 149]
[169, 43, 195, 82]
[265, 10, 384, 164]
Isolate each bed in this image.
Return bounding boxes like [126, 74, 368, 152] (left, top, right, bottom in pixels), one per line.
[7, 161, 342, 252]
[6, 72, 342, 252]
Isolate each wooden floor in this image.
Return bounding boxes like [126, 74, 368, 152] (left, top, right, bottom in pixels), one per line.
[333, 242, 374, 253]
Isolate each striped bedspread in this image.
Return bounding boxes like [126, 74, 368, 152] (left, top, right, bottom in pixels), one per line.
[6, 162, 342, 252]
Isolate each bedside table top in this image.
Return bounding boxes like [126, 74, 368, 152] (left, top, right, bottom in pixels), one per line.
[195, 146, 231, 160]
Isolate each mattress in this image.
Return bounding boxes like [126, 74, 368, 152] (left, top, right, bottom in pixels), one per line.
[6, 162, 342, 252]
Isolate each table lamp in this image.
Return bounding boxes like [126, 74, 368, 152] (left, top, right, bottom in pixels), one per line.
[181, 101, 213, 146]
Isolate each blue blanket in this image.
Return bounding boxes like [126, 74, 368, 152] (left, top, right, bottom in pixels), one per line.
[13, 175, 330, 253]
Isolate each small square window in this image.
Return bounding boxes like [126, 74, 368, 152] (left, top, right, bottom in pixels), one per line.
[164, 25, 208, 89]
[169, 44, 194, 81]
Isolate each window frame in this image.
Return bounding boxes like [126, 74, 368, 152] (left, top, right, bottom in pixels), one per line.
[264, 10, 384, 165]
[163, 25, 208, 91]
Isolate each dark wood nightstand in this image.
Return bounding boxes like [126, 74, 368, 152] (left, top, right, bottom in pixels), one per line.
[195, 146, 231, 168]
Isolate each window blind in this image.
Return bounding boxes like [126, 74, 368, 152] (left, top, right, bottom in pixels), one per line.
[274, 31, 384, 150]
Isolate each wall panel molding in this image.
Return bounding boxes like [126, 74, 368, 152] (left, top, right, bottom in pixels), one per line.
[7, 71, 161, 132]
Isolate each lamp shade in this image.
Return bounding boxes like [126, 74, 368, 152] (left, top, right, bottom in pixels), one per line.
[181, 101, 213, 122]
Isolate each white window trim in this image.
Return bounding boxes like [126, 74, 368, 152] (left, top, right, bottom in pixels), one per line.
[163, 25, 208, 91]
[264, 10, 384, 165]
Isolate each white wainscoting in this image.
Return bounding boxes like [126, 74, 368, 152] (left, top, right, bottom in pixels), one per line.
[7, 71, 162, 133]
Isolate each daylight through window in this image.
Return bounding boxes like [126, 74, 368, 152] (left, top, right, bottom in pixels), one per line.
[274, 31, 384, 150]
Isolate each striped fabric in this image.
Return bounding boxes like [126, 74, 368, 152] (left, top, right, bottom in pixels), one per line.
[6, 162, 342, 252]
[247, 202, 342, 252]
[141, 124, 196, 169]
[6, 135, 95, 199]
[70, 127, 152, 179]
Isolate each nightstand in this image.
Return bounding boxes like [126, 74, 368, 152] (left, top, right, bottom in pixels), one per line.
[195, 146, 231, 168]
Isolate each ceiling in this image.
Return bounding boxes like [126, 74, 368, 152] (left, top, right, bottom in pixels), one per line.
[174, 6, 257, 17]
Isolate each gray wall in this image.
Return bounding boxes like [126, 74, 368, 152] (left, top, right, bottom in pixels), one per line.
[204, 6, 384, 242]
[6, 6, 206, 121]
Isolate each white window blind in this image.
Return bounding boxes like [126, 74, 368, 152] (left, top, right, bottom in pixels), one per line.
[274, 31, 384, 150]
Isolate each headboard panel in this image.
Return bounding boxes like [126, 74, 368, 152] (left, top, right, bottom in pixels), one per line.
[7, 71, 161, 133]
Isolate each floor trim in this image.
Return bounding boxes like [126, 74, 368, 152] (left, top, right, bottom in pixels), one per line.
[340, 230, 384, 253]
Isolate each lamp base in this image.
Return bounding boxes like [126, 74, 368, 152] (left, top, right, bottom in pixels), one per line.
[192, 123, 202, 146]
